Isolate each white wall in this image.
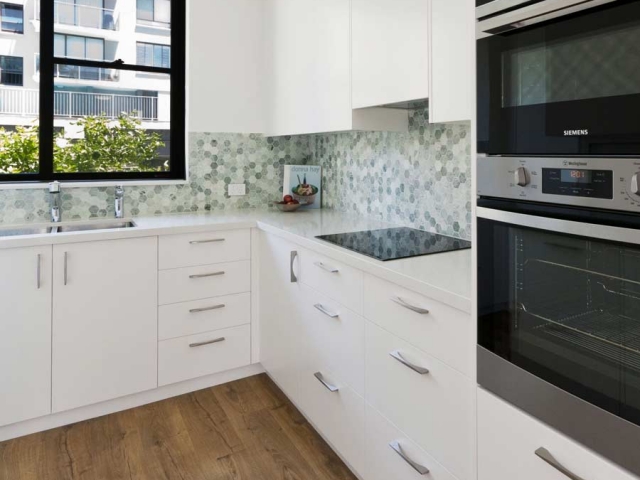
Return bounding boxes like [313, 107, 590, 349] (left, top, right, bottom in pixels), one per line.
[187, 0, 265, 134]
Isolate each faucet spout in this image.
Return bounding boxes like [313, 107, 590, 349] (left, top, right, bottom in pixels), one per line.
[49, 182, 61, 223]
[115, 185, 124, 219]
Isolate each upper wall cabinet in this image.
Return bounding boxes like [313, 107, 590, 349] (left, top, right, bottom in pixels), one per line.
[352, 0, 473, 123]
[264, 0, 408, 137]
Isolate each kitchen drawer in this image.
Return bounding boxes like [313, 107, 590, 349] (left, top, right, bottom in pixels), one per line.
[158, 324, 251, 386]
[364, 274, 471, 376]
[158, 292, 251, 341]
[298, 360, 365, 477]
[158, 260, 250, 305]
[365, 321, 473, 480]
[365, 404, 458, 480]
[299, 249, 363, 314]
[478, 388, 637, 480]
[300, 283, 365, 396]
[159, 229, 250, 270]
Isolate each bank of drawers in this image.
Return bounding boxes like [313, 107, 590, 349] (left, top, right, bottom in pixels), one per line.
[157, 229, 251, 385]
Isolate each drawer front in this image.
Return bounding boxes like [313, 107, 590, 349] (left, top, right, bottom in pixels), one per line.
[478, 389, 637, 480]
[158, 260, 250, 305]
[365, 405, 457, 480]
[364, 274, 471, 376]
[158, 292, 251, 341]
[158, 324, 251, 386]
[159, 229, 250, 270]
[300, 283, 365, 396]
[298, 362, 365, 477]
[365, 321, 473, 480]
[300, 249, 363, 314]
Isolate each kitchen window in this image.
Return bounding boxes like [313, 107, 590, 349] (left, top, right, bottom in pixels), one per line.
[0, 0, 186, 182]
[0, 55, 22, 86]
[0, 3, 23, 34]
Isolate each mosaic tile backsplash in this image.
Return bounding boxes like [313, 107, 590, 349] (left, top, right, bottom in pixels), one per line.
[0, 109, 471, 240]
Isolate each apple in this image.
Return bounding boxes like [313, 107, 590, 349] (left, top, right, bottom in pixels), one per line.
[283, 195, 293, 203]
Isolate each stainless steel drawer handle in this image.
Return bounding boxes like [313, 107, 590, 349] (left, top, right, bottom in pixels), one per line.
[389, 440, 429, 475]
[314, 261, 339, 273]
[189, 304, 225, 313]
[189, 271, 225, 279]
[290, 250, 298, 283]
[189, 337, 226, 348]
[314, 372, 339, 392]
[189, 238, 225, 245]
[535, 447, 585, 480]
[36, 253, 41, 289]
[390, 350, 430, 375]
[314, 303, 339, 318]
[391, 296, 429, 315]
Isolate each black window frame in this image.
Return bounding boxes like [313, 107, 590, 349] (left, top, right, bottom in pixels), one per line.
[0, 0, 186, 183]
[0, 55, 23, 86]
[0, 3, 23, 34]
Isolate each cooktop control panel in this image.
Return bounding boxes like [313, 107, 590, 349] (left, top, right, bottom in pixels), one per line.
[477, 156, 640, 212]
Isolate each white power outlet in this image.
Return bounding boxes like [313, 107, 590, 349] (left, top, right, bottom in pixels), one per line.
[228, 183, 246, 196]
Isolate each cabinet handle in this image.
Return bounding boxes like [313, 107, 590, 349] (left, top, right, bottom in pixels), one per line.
[391, 296, 429, 315]
[189, 238, 225, 245]
[314, 261, 339, 273]
[389, 440, 429, 475]
[63, 252, 68, 286]
[189, 304, 225, 314]
[390, 350, 430, 375]
[189, 271, 225, 279]
[314, 303, 339, 318]
[535, 447, 585, 480]
[290, 250, 298, 283]
[189, 337, 226, 348]
[314, 372, 339, 392]
[36, 253, 41, 289]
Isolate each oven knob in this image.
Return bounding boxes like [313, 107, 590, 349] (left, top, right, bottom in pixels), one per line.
[631, 173, 640, 195]
[514, 167, 531, 187]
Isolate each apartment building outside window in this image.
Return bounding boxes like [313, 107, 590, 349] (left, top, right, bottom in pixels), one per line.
[137, 0, 170, 26]
[0, 56, 23, 86]
[1, 3, 23, 33]
[137, 42, 170, 68]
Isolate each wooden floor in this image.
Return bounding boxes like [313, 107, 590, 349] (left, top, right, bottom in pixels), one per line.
[0, 374, 357, 480]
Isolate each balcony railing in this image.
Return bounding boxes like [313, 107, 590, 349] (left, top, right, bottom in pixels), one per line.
[36, 0, 120, 31]
[0, 88, 159, 121]
[36, 54, 120, 83]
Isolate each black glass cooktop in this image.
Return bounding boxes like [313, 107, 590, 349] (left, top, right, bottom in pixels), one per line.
[316, 227, 471, 262]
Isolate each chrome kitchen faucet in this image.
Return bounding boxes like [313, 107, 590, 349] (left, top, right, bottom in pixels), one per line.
[115, 185, 124, 219]
[49, 181, 61, 223]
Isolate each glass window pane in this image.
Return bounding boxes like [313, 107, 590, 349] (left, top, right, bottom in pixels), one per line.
[137, 0, 153, 21]
[66, 36, 85, 59]
[85, 38, 104, 61]
[0, 55, 22, 86]
[154, 0, 170, 24]
[1, 4, 23, 34]
[54, 34, 65, 57]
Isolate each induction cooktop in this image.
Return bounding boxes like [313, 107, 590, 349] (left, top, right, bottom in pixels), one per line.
[316, 227, 471, 262]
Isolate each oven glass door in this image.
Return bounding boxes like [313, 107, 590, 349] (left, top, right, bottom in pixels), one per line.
[478, 210, 640, 428]
[477, 0, 640, 155]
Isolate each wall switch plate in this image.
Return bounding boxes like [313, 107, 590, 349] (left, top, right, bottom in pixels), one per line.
[228, 183, 246, 196]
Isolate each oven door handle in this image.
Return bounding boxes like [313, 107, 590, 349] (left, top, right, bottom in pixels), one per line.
[477, 0, 618, 38]
[477, 206, 640, 246]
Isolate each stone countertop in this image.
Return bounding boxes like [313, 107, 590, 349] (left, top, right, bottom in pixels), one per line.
[0, 209, 472, 313]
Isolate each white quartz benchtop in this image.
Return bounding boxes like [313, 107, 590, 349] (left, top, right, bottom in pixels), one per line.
[0, 209, 472, 313]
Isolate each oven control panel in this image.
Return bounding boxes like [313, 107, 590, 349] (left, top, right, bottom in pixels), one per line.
[477, 156, 640, 213]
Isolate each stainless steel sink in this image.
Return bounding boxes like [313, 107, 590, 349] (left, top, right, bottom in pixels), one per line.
[0, 226, 54, 237]
[54, 220, 136, 233]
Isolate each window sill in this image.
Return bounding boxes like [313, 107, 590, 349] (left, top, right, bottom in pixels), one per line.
[0, 178, 189, 190]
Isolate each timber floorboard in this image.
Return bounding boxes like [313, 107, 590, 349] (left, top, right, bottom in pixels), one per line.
[0, 374, 358, 480]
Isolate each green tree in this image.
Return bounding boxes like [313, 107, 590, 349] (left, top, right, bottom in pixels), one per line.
[0, 124, 40, 174]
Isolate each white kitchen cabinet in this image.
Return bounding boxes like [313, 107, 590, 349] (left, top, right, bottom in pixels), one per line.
[352, 0, 430, 109]
[0, 246, 52, 427]
[52, 237, 158, 413]
[264, 0, 408, 136]
[478, 388, 637, 480]
[258, 231, 305, 402]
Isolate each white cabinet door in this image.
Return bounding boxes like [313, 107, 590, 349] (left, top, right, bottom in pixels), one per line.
[478, 388, 638, 480]
[0, 246, 52, 427]
[428, 0, 473, 123]
[352, 0, 430, 109]
[258, 231, 305, 402]
[52, 237, 158, 413]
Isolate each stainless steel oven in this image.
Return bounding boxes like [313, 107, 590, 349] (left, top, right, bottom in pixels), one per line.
[477, 0, 640, 156]
[477, 156, 640, 476]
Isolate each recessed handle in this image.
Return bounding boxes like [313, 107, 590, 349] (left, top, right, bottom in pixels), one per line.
[535, 447, 585, 480]
[389, 440, 429, 475]
[189, 304, 225, 314]
[290, 250, 298, 283]
[63, 251, 68, 286]
[189, 271, 225, 279]
[189, 337, 225, 348]
[314, 372, 339, 392]
[36, 253, 41, 289]
[391, 296, 429, 315]
[190, 238, 225, 245]
[390, 350, 430, 375]
[314, 303, 339, 318]
[314, 261, 339, 273]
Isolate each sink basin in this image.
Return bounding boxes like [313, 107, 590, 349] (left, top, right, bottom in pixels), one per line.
[0, 226, 54, 237]
[54, 220, 136, 233]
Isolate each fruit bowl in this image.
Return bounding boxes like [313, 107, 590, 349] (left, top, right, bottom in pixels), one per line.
[273, 201, 302, 212]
